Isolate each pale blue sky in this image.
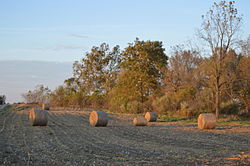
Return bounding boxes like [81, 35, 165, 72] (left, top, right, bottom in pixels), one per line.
[1, 0, 249, 62]
[0, 0, 250, 103]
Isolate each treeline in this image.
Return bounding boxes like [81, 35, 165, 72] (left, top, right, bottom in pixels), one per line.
[22, 1, 250, 118]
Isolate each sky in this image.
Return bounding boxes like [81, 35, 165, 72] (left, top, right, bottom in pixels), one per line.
[0, 61, 72, 103]
[0, 0, 250, 103]
[1, 0, 250, 62]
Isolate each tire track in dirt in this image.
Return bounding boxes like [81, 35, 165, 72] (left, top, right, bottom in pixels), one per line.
[81, 113, 163, 162]
[0, 110, 13, 134]
[1, 111, 28, 166]
[2, 110, 74, 165]
[20, 109, 91, 165]
[86, 126, 166, 161]
[47, 111, 154, 162]
[0, 110, 17, 165]
[108, 118, 250, 164]
[45, 113, 80, 152]
[85, 113, 165, 159]
[31, 110, 250, 165]
[17, 110, 37, 166]
[47, 112, 86, 149]
[3, 108, 248, 166]
[5, 110, 52, 166]
[84, 115, 221, 163]
[45, 111, 101, 164]
[43, 110, 250, 165]
[72, 113, 167, 161]
[109, 123, 222, 161]
[47, 111, 114, 161]
[17, 110, 63, 166]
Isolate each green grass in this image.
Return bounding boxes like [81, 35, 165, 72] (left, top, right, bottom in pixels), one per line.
[92, 109, 250, 125]
[217, 116, 250, 125]
[217, 120, 250, 125]
[158, 115, 250, 125]
[106, 110, 144, 116]
[158, 115, 197, 123]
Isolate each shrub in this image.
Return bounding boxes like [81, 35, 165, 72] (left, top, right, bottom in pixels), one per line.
[221, 102, 240, 115]
[152, 95, 178, 115]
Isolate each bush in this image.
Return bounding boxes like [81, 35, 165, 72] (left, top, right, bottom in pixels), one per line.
[221, 102, 240, 115]
[87, 93, 107, 109]
[152, 95, 178, 115]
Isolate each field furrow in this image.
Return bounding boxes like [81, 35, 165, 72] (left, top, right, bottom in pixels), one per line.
[1, 107, 250, 166]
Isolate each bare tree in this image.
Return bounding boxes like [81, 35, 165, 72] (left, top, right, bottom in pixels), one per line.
[238, 35, 250, 56]
[165, 45, 202, 93]
[22, 85, 51, 104]
[198, 1, 242, 118]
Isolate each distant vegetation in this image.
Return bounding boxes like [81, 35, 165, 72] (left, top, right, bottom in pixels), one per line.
[22, 1, 250, 119]
[0, 95, 6, 105]
[22, 85, 51, 104]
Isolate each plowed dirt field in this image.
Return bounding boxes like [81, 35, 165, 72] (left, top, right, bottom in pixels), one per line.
[0, 106, 250, 165]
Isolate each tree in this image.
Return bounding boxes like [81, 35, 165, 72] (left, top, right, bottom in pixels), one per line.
[235, 36, 250, 114]
[22, 85, 51, 104]
[49, 85, 87, 107]
[0, 95, 6, 105]
[57, 43, 121, 108]
[198, 1, 242, 118]
[71, 43, 120, 95]
[238, 35, 250, 56]
[165, 45, 202, 93]
[109, 39, 168, 113]
[154, 45, 203, 116]
[237, 56, 250, 114]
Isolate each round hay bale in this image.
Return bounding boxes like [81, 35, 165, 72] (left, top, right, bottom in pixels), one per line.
[198, 113, 216, 129]
[42, 104, 50, 110]
[29, 109, 48, 126]
[133, 117, 148, 126]
[89, 111, 108, 127]
[29, 108, 34, 120]
[145, 112, 157, 122]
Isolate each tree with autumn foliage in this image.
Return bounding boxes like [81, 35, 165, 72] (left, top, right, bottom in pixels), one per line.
[198, 1, 242, 118]
[109, 39, 168, 113]
[153, 45, 203, 116]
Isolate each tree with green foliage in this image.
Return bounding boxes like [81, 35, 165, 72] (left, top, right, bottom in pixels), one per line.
[71, 43, 120, 95]
[50, 85, 70, 107]
[109, 39, 168, 113]
[54, 43, 121, 108]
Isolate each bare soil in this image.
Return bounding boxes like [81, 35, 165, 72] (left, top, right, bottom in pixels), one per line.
[0, 106, 250, 166]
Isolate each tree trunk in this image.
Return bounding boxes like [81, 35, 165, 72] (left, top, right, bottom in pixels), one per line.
[215, 73, 220, 119]
[215, 90, 220, 119]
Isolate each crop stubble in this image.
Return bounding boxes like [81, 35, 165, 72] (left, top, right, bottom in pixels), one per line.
[0, 107, 249, 166]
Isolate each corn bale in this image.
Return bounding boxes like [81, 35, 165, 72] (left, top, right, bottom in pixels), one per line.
[42, 103, 50, 110]
[133, 117, 148, 126]
[145, 112, 157, 122]
[89, 111, 108, 127]
[198, 113, 216, 129]
[29, 109, 48, 126]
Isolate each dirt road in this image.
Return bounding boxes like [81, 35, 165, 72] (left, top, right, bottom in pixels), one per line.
[0, 106, 250, 165]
